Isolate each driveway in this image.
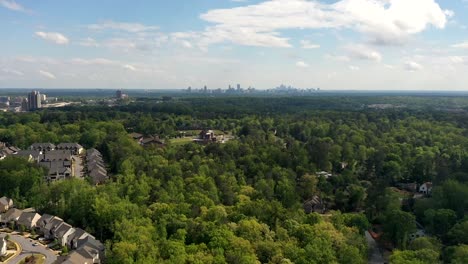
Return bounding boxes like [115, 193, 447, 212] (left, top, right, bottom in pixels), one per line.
[2, 233, 57, 264]
[366, 231, 385, 264]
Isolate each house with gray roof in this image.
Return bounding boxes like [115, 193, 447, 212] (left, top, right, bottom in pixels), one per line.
[15, 150, 42, 162]
[56, 143, 84, 155]
[1, 208, 23, 224]
[86, 148, 102, 158]
[17, 212, 41, 230]
[40, 150, 73, 162]
[54, 222, 75, 247]
[0, 197, 13, 213]
[30, 143, 56, 152]
[42, 217, 64, 239]
[89, 169, 108, 185]
[77, 236, 105, 262]
[67, 228, 90, 249]
[36, 214, 54, 231]
[62, 250, 94, 264]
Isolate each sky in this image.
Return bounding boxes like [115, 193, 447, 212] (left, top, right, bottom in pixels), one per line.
[0, 0, 468, 90]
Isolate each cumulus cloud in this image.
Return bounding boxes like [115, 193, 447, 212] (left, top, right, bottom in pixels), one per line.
[196, 0, 451, 47]
[35, 32, 69, 45]
[452, 41, 468, 49]
[38, 70, 56, 79]
[296, 61, 309, 68]
[0, 0, 26, 12]
[300, 40, 320, 49]
[404, 61, 423, 71]
[345, 44, 382, 61]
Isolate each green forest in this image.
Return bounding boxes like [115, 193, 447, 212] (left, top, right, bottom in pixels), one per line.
[0, 96, 468, 263]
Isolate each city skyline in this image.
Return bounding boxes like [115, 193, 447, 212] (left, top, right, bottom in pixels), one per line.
[1, 0, 468, 90]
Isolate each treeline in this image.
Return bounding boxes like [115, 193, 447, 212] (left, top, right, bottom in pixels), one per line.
[0, 96, 467, 263]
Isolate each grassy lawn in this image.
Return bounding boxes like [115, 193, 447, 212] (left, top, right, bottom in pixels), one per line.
[389, 187, 413, 199]
[0, 253, 14, 262]
[18, 254, 46, 264]
[169, 137, 194, 146]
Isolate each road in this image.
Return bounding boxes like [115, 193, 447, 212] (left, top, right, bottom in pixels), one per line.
[3, 234, 57, 264]
[365, 231, 385, 264]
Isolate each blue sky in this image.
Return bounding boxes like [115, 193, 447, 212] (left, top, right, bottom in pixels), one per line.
[1, 0, 468, 90]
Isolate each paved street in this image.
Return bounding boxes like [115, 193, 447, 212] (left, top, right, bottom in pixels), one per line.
[366, 231, 385, 264]
[1, 233, 57, 264]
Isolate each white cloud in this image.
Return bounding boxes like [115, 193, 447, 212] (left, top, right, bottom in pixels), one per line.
[325, 54, 351, 62]
[349, 65, 360, 71]
[1, 68, 24, 76]
[38, 70, 56, 79]
[296, 61, 309, 68]
[88, 21, 159, 33]
[123, 64, 137, 71]
[0, 0, 26, 12]
[104, 38, 136, 50]
[345, 44, 382, 61]
[70, 58, 119, 66]
[196, 0, 451, 47]
[452, 41, 468, 49]
[300, 40, 320, 49]
[79, 37, 99, 47]
[450, 56, 465, 64]
[35, 32, 69, 45]
[404, 61, 423, 71]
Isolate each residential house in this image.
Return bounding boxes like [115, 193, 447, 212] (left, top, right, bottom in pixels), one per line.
[419, 182, 433, 195]
[62, 250, 94, 264]
[56, 143, 84, 155]
[140, 136, 165, 147]
[17, 212, 41, 230]
[76, 236, 105, 261]
[36, 214, 55, 232]
[42, 217, 64, 239]
[40, 150, 73, 162]
[15, 150, 42, 162]
[193, 130, 217, 144]
[63, 244, 102, 264]
[67, 228, 90, 249]
[86, 149, 108, 185]
[0, 144, 19, 160]
[303, 195, 326, 214]
[54, 222, 75, 247]
[0, 197, 13, 213]
[86, 149, 102, 159]
[129, 132, 144, 142]
[0, 236, 6, 257]
[30, 143, 56, 152]
[1, 208, 23, 225]
[89, 169, 107, 185]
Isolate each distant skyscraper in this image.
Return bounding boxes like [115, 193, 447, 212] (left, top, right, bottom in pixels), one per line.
[116, 89, 123, 99]
[27, 90, 42, 111]
[116, 89, 128, 99]
[237, 84, 241, 90]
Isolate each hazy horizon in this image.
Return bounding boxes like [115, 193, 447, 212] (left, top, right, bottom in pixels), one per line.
[1, 0, 468, 90]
